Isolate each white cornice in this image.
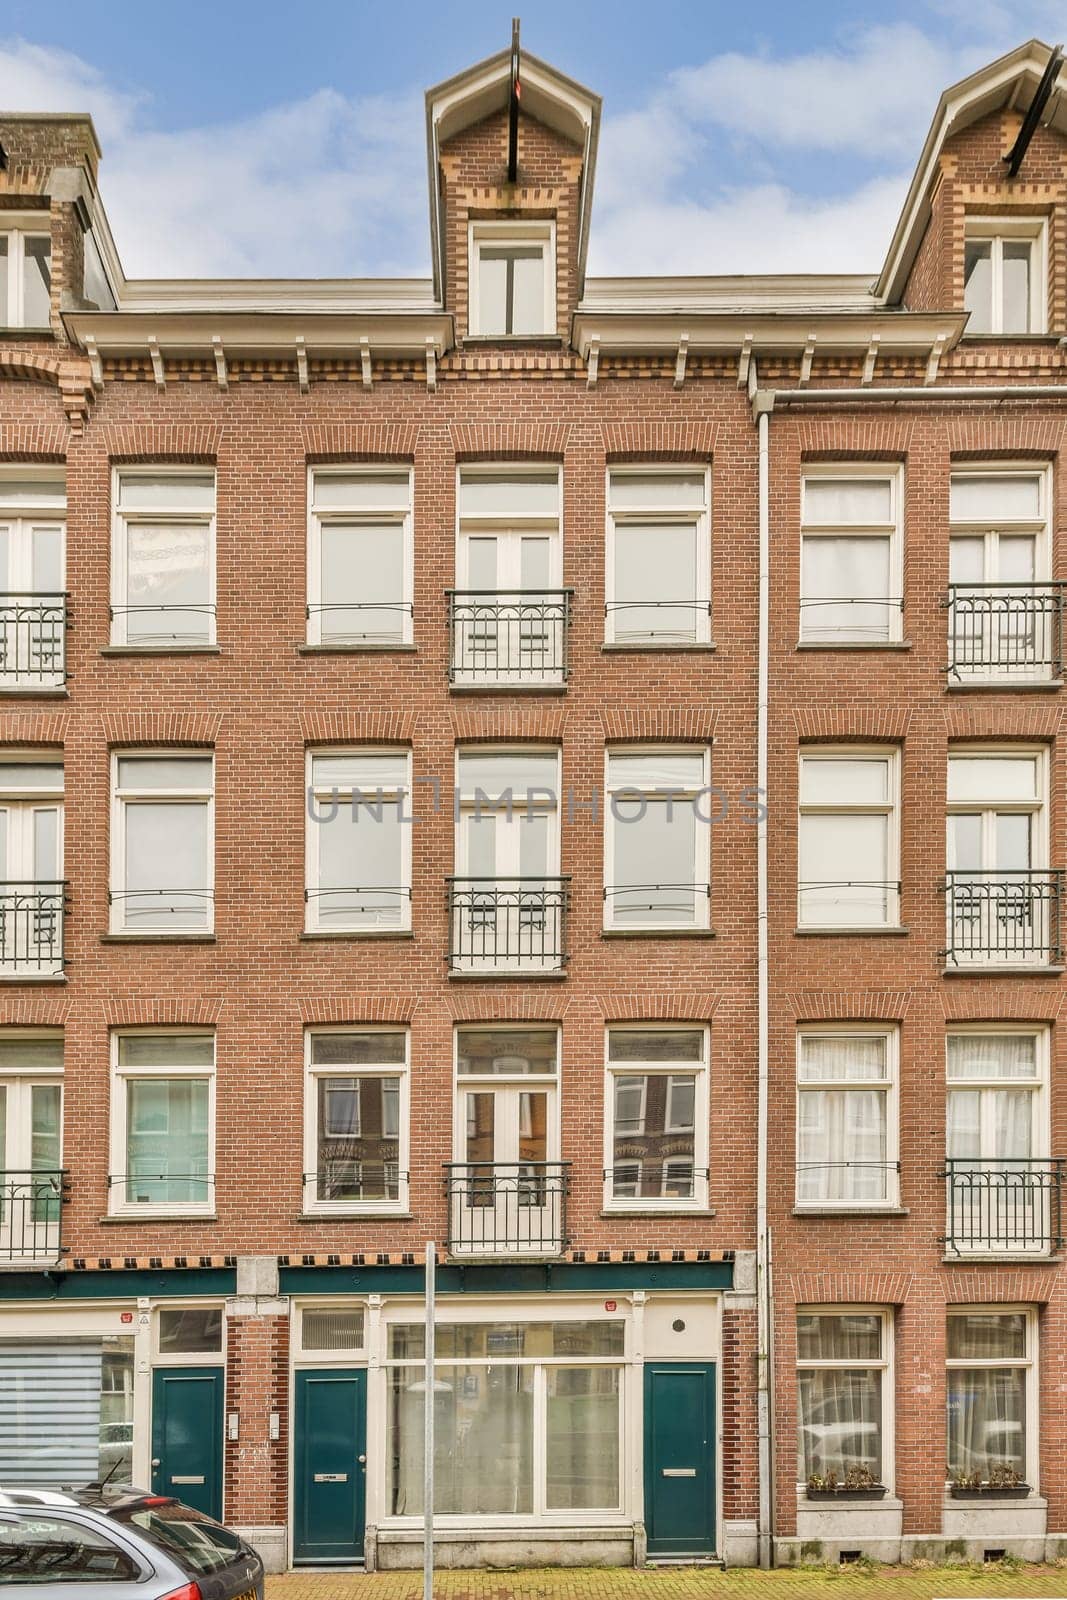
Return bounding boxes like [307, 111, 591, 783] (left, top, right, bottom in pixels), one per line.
[571, 309, 968, 360]
[581, 275, 881, 314]
[63, 308, 454, 360]
[112, 279, 439, 314]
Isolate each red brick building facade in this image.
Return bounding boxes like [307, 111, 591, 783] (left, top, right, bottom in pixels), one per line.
[0, 32, 1064, 1573]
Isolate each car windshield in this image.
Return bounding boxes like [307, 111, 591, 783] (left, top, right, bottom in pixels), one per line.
[0, 1514, 140, 1585]
[120, 1503, 248, 1577]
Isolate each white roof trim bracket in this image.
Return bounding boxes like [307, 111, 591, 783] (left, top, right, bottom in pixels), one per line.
[84, 334, 103, 390]
[212, 335, 228, 392]
[295, 335, 309, 394]
[674, 332, 689, 389]
[737, 333, 754, 390]
[799, 334, 816, 387]
[926, 331, 947, 385]
[586, 333, 599, 390]
[425, 336, 437, 392]
[862, 332, 881, 386]
[360, 336, 373, 389]
[146, 336, 165, 390]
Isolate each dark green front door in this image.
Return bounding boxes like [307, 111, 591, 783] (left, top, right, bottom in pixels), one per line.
[644, 1361, 717, 1556]
[151, 1367, 224, 1519]
[293, 1369, 366, 1565]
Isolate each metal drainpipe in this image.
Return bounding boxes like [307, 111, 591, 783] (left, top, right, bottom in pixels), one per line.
[754, 384, 774, 1568]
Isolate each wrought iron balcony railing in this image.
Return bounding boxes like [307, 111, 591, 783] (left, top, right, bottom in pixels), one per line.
[304, 885, 411, 931]
[107, 1172, 214, 1208]
[797, 879, 901, 928]
[447, 877, 569, 975]
[604, 1163, 707, 1202]
[0, 594, 67, 686]
[0, 883, 67, 976]
[798, 595, 903, 645]
[109, 888, 213, 933]
[603, 881, 711, 929]
[945, 583, 1066, 681]
[444, 1161, 570, 1256]
[942, 870, 1064, 967]
[306, 600, 413, 646]
[794, 1160, 901, 1205]
[941, 1158, 1065, 1255]
[448, 590, 572, 685]
[110, 603, 216, 646]
[304, 1162, 406, 1205]
[604, 599, 712, 646]
[0, 1169, 67, 1265]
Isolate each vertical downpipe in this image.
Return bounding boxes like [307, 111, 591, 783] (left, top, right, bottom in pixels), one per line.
[754, 389, 774, 1568]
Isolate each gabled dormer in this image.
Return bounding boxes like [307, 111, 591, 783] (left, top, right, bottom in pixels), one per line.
[878, 39, 1067, 336]
[425, 42, 601, 344]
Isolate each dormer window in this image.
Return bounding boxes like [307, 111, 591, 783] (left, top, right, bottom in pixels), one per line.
[0, 228, 52, 329]
[964, 218, 1046, 335]
[468, 222, 555, 338]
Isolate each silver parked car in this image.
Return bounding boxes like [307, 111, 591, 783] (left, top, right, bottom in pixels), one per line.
[0, 1485, 263, 1599]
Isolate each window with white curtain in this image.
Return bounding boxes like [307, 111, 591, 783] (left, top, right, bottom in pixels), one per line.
[0, 1034, 63, 1244]
[307, 469, 413, 646]
[964, 220, 1046, 335]
[796, 1310, 891, 1487]
[796, 1029, 897, 1207]
[468, 222, 555, 337]
[800, 470, 902, 644]
[305, 749, 411, 931]
[0, 228, 52, 327]
[0, 469, 65, 687]
[385, 1318, 623, 1516]
[606, 470, 710, 645]
[945, 1030, 1048, 1253]
[110, 754, 213, 934]
[303, 1029, 408, 1213]
[798, 748, 900, 928]
[0, 761, 64, 978]
[946, 1310, 1035, 1484]
[948, 469, 1052, 682]
[109, 1033, 214, 1214]
[604, 749, 710, 929]
[604, 1027, 708, 1208]
[111, 470, 216, 646]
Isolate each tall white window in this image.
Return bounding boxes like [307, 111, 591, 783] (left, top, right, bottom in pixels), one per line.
[0, 470, 65, 688]
[306, 750, 411, 932]
[0, 227, 51, 327]
[946, 1310, 1036, 1486]
[0, 760, 64, 978]
[304, 1030, 408, 1213]
[946, 1030, 1050, 1254]
[797, 748, 900, 929]
[945, 748, 1050, 965]
[604, 1027, 708, 1209]
[468, 222, 555, 337]
[453, 468, 564, 686]
[796, 1029, 898, 1208]
[604, 749, 710, 930]
[111, 470, 216, 647]
[948, 468, 1053, 681]
[800, 469, 902, 644]
[110, 754, 214, 934]
[307, 469, 413, 646]
[606, 470, 710, 645]
[964, 220, 1046, 335]
[451, 750, 562, 973]
[0, 1033, 63, 1261]
[109, 1032, 215, 1215]
[796, 1309, 892, 1489]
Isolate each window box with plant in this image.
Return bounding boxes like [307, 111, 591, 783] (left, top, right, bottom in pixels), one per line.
[949, 1464, 1030, 1499]
[805, 1465, 888, 1501]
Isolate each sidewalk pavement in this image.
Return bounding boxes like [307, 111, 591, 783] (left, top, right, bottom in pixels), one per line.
[267, 1560, 1067, 1600]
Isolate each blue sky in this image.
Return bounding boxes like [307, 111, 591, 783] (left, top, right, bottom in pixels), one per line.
[0, 0, 1062, 279]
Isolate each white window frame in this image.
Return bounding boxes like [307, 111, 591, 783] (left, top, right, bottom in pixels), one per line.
[110, 467, 217, 648]
[964, 217, 1047, 336]
[293, 1298, 368, 1365]
[109, 751, 215, 935]
[799, 464, 903, 645]
[108, 1029, 216, 1218]
[454, 745, 562, 877]
[305, 747, 413, 932]
[946, 745, 1048, 872]
[303, 1027, 410, 1216]
[0, 220, 52, 328]
[797, 745, 901, 931]
[604, 466, 711, 647]
[452, 1023, 561, 1159]
[0, 466, 66, 610]
[602, 1024, 710, 1212]
[306, 466, 414, 647]
[0, 1030, 64, 1167]
[796, 1305, 894, 1494]
[152, 1301, 226, 1366]
[948, 463, 1051, 580]
[794, 1025, 899, 1210]
[468, 220, 556, 338]
[945, 1305, 1039, 1489]
[455, 463, 563, 587]
[945, 1024, 1049, 1162]
[603, 746, 712, 931]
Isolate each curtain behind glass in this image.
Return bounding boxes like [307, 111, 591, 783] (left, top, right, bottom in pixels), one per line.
[797, 1368, 882, 1480]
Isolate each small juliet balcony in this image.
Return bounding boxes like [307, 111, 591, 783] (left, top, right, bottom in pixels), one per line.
[444, 1161, 570, 1258]
[941, 1158, 1065, 1256]
[0, 1169, 67, 1267]
[942, 870, 1064, 969]
[448, 590, 572, 688]
[0, 882, 67, 978]
[945, 583, 1066, 685]
[447, 877, 569, 977]
[0, 595, 67, 689]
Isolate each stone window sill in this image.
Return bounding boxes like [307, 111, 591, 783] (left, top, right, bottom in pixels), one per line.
[601, 642, 717, 654]
[945, 678, 1062, 692]
[449, 682, 568, 695]
[942, 964, 1064, 977]
[101, 933, 216, 944]
[100, 645, 222, 656]
[297, 1211, 413, 1223]
[300, 930, 413, 941]
[602, 927, 715, 940]
[99, 1212, 217, 1225]
[298, 643, 418, 655]
[795, 925, 908, 937]
[796, 640, 911, 652]
[792, 1205, 909, 1217]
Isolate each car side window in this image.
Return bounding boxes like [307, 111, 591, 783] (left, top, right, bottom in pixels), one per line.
[0, 1514, 141, 1584]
